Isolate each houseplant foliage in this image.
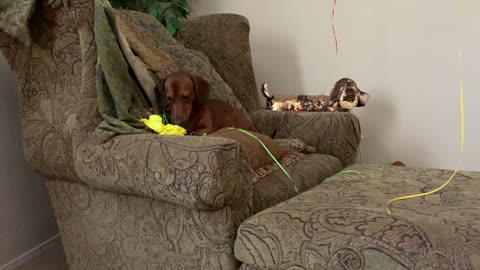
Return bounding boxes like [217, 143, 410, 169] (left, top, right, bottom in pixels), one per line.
[109, 0, 191, 35]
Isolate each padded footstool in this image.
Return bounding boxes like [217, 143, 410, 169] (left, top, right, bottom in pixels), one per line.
[234, 164, 480, 270]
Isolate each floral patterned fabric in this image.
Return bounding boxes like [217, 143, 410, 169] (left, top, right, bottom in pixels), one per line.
[47, 179, 251, 270]
[0, 1, 361, 269]
[74, 133, 255, 211]
[0, 0, 36, 45]
[0, 0, 68, 46]
[176, 14, 262, 113]
[235, 164, 480, 270]
[252, 110, 361, 167]
[0, 0, 90, 181]
[253, 154, 342, 215]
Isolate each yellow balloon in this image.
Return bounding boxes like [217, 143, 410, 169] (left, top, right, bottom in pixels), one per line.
[140, 115, 186, 136]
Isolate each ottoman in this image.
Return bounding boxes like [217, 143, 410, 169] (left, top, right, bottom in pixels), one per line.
[234, 164, 480, 270]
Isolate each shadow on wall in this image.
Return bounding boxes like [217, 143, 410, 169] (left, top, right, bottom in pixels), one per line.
[354, 92, 426, 166]
[354, 93, 392, 164]
[253, 37, 304, 100]
[0, 54, 58, 267]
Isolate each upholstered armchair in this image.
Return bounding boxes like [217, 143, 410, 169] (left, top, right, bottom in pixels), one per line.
[0, 0, 361, 269]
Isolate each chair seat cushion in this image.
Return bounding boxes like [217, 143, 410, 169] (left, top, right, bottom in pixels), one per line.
[252, 154, 343, 215]
[235, 164, 480, 270]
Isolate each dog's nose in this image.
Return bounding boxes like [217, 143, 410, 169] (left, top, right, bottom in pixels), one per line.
[358, 92, 370, 107]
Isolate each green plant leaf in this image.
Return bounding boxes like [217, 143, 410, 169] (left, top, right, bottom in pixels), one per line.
[146, 2, 170, 19]
[143, 0, 152, 10]
[153, 2, 172, 10]
[167, 18, 179, 29]
[108, 0, 191, 35]
[171, 6, 189, 18]
[166, 22, 177, 35]
[163, 8, 176, 20]
[148, 8, 158, 17]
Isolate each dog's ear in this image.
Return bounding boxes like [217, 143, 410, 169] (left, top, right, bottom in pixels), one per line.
[357, 90, 370, 107]
[191, 75, 209, 105]
[154, 78, 169, 109]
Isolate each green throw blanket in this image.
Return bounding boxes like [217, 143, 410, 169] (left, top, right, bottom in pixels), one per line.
[94, 1, 151, 143]
[92, 0, 249, 143]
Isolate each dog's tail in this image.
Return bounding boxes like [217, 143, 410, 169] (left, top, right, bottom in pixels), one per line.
[261, 83, 273, 99]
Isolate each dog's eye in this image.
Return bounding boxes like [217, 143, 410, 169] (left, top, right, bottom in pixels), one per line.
[167, 96, 172, 101]
[181, 96, 189, 101]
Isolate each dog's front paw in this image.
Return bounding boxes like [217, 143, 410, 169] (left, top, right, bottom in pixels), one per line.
[139, 108, 152, 119]
[139, 107, 162, 119]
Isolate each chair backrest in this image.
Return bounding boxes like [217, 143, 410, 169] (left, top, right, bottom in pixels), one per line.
[0, 0, 262, 179]
[176, 14, 262, 113]
[0, 0, 96, 180]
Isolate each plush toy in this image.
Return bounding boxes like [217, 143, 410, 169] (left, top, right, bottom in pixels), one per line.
[272, 100, 302, 111]
[298, 95, 318, 111]
[261, 78, 369, 112]
[327, 78, 369, 112]
[261, 83, 275, 110]
[140, 114, 187, 135]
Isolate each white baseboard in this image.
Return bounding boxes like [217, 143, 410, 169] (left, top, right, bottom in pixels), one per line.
[0, 234, 60, 270]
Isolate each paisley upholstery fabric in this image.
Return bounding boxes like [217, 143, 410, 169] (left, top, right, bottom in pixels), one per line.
[47, 179, 251, 270]
[0, 0, 69, 46]
[74, 133, 254, 211]
[0, 0, 36, 45]
[176, 14, 262, 113]
[0, 0, 91, 181]
[0, 1, 361, 269]
[235, 164, 480, 270]
[252, 110, 361, 166]
[253, 154, 342, 215]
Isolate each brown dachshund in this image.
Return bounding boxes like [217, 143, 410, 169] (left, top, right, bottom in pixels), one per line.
[156, 72, 258, 135]
[327, 78, 369, 112]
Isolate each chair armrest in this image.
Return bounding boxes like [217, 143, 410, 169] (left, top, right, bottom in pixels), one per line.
[251, 110, 361, 166]
[176, 14, 261, 113]
[73, 133, 253, 210]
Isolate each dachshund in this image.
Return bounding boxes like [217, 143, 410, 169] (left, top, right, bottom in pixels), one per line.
[261, 78, 369, 112]
[328, 78, 369, 112]
[261, 83, 275, 110]
[155, 72, 258, 136]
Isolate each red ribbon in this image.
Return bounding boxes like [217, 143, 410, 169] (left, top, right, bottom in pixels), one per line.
[332, 0, 338, 54]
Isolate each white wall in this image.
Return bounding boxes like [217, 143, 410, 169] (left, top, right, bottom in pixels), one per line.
[0, 54, 58, 267]
[190, 0, 480, 171]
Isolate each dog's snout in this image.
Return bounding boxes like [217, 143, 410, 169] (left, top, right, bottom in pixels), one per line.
[358, 91, 370, 107]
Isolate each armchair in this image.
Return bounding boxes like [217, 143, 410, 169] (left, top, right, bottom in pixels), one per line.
[0, 0, 361, 269]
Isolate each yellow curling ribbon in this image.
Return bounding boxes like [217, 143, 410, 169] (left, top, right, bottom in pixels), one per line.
[385, 79, 465, 214]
